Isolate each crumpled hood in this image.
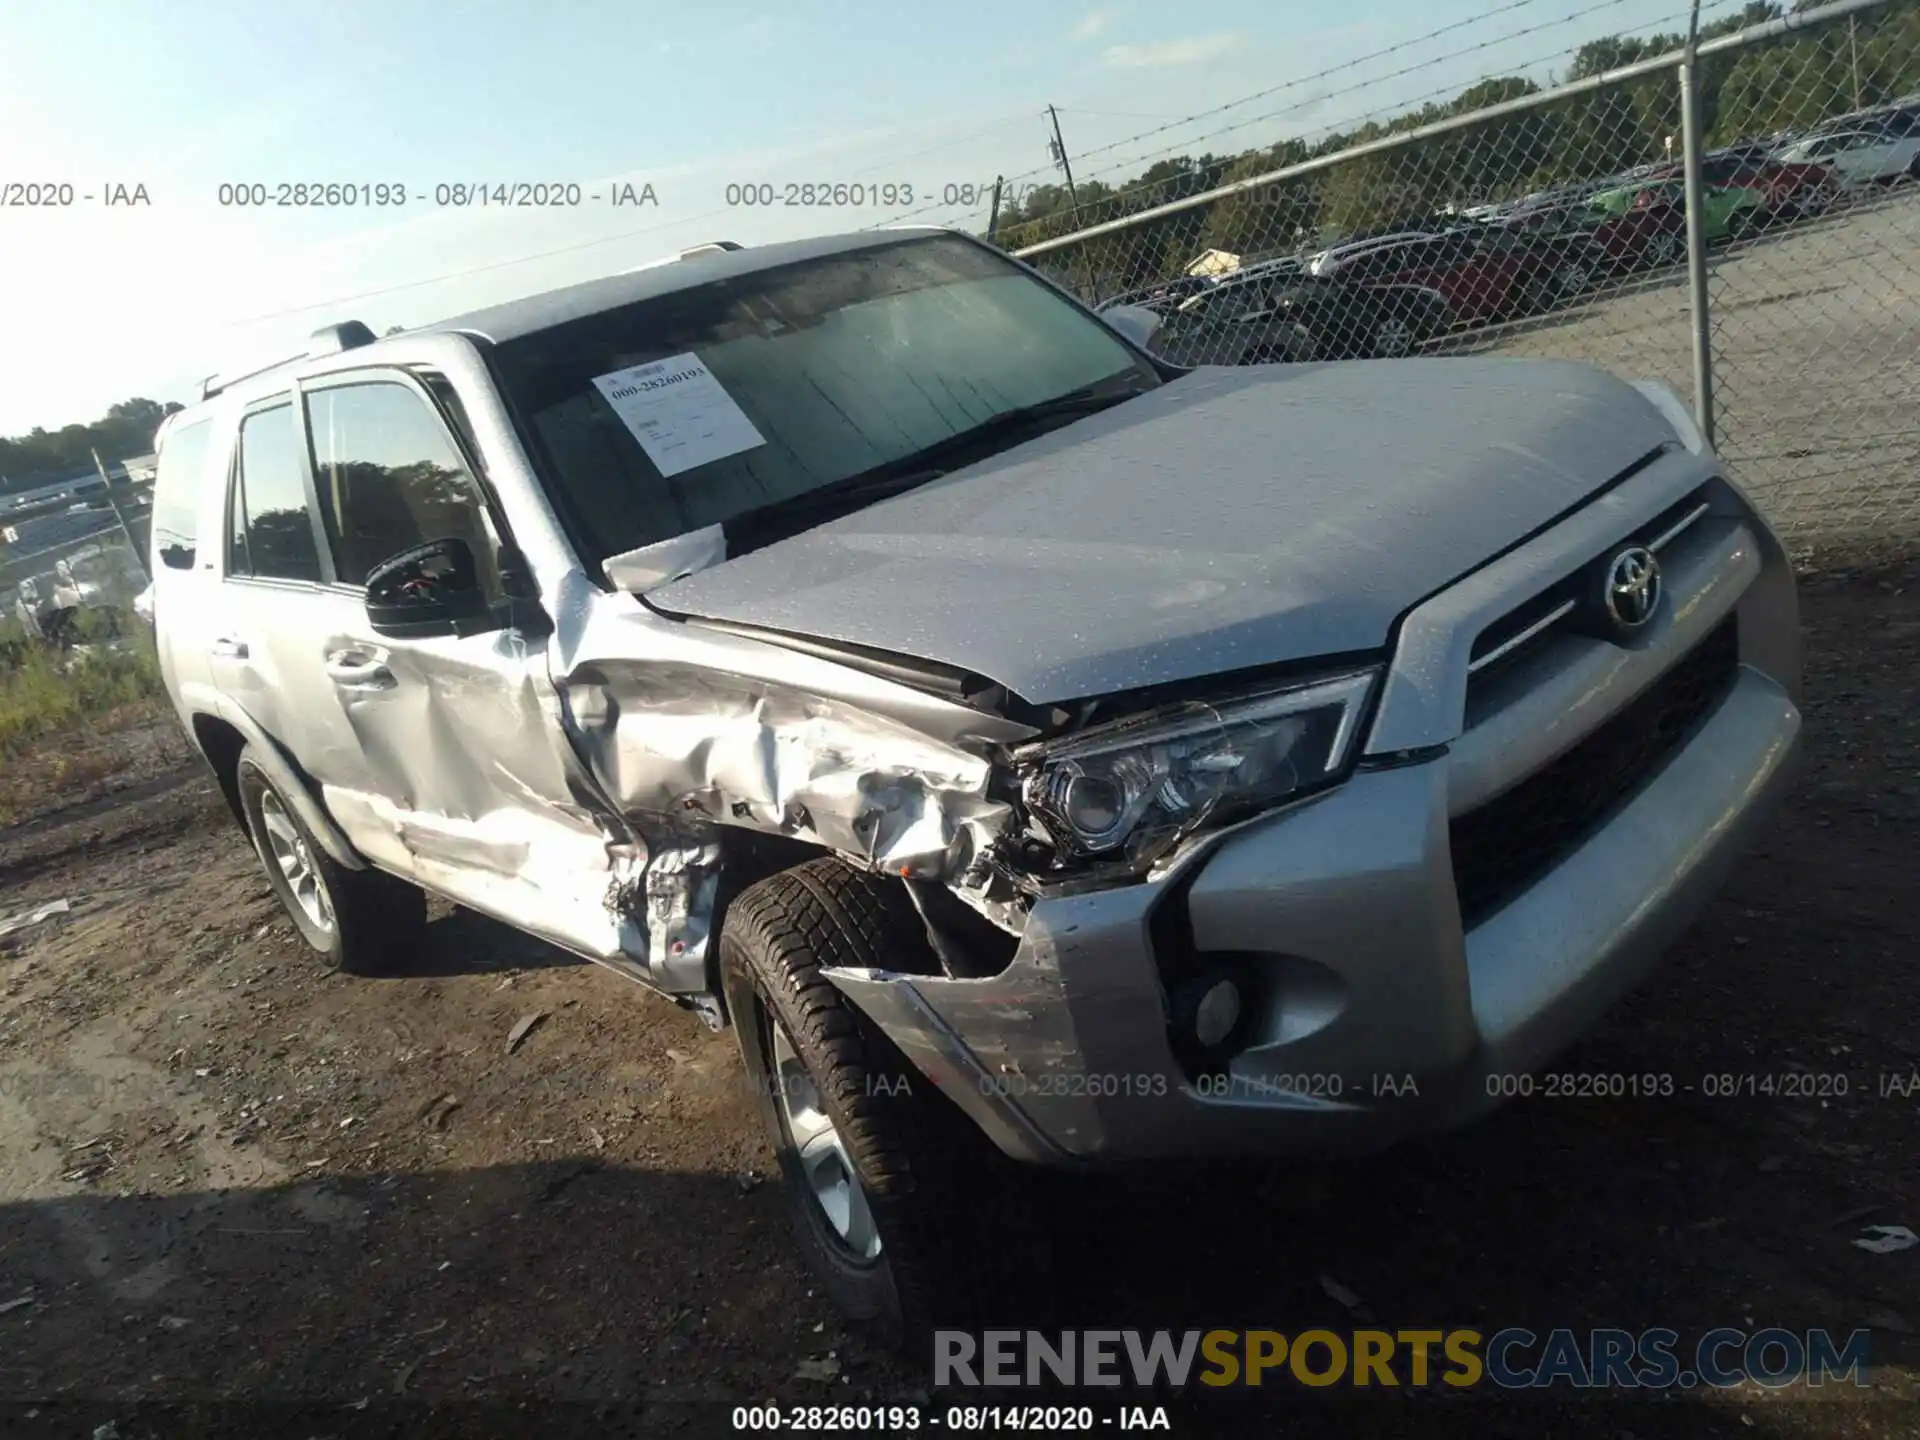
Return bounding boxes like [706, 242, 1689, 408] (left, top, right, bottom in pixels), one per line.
[647, 357, 1678, 705]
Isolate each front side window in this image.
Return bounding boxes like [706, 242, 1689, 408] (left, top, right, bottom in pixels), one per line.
[152, 417, 216, 570]
[492, 234, 1158, 568]
[304, 379, 497, 589]
[230, 403, 321, 582]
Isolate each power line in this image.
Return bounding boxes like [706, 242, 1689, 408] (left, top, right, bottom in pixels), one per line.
[1066, 0, 1749, 193]
[906, 0, 1746, 234]
[869, 0, 1635, 230]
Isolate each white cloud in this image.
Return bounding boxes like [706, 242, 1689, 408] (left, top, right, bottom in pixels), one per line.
[1072, 9, 1122, 42]
[1102, 32, 1244, 70]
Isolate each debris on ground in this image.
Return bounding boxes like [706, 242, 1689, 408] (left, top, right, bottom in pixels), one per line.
[1852, 1224, 1918, 1255]
[506, 1011, 548, 1055]
[0, 1292, 36, 1316]
[794, 1355, 841, 1382]
[1319, 1274, 1376, 1322]
[0, 898, 71, 944]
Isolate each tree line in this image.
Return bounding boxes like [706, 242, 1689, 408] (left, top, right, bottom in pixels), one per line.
[994, 0, 1920, 290]
[0, 398, 183, 494]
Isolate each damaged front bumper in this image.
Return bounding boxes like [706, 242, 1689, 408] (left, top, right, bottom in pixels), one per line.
[825, 651, 1802, 1167]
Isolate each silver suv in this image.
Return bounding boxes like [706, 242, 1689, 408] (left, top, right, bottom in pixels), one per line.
[150, 227, 1803, 1346]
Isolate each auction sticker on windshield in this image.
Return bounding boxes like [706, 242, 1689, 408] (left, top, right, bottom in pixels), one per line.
[590, 353, 767, 478]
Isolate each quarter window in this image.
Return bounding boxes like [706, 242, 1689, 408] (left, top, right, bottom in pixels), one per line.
[152, 418, 216, 570]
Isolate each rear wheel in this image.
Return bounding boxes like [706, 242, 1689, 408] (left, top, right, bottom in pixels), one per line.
[1371, 315, 1416, 358]
[719, 859, 1055, 1352]
[235, 744, 425, 974]
[1554, 259, 1594, 302]
[1647, 228, 1683, 268]
[1725, 208, 1756, 243]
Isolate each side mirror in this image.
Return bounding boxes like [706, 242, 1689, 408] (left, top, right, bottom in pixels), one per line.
[1100, 303, 1165, 351]
[364, 536, 493, 638]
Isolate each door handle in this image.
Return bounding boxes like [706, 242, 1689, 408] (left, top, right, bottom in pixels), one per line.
[210, 636, 248, 659]
[323, 648, 396, 690]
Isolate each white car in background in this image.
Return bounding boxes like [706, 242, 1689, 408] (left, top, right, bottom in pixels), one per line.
[1306, 230, 1439, 276]
[1774, 127, 1920, 187]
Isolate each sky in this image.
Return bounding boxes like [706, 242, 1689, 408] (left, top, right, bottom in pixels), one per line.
[0, 0, 1746, 437]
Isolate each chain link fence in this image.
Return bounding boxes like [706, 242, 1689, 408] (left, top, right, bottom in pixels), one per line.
[972, 0, 1918, 563]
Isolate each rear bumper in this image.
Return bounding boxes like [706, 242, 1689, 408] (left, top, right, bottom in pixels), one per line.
[827, 451, 1804, 1165]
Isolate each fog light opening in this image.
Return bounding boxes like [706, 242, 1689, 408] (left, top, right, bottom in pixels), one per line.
[1193, 978, 1243, 1049]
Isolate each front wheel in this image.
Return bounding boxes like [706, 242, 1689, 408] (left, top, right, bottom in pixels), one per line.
[719, 859, 1055, 1351]
[235, 744, 425, 974]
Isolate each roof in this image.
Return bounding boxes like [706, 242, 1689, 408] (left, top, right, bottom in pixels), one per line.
[420, 227, 951, 344]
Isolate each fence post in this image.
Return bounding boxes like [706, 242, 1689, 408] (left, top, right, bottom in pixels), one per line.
[90, 447, 150, 583]
[1679, 12, 1716, 449]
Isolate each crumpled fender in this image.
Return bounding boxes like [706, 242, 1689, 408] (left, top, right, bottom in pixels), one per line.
[213, 696, 367, 870]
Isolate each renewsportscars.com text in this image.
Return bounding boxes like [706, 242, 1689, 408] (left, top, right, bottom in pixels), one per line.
[935, 1327, 1873, 1391]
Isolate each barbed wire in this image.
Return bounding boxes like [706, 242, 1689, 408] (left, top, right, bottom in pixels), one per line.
[881, 0, 1754, 238]
[863, 0, 1679, 232]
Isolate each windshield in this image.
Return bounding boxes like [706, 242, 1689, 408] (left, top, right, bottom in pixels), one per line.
[490, 234, 1158, 570]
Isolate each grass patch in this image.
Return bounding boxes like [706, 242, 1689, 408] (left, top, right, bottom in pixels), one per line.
[0, 608, 168, 762]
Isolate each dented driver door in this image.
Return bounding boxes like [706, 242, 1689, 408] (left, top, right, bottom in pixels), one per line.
[292, 371, 638, 962]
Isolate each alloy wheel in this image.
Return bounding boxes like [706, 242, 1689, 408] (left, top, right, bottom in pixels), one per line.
[772, 1018, 882, 1261]
[258, 789, 333, 935]
[1373, 317, 1414, 357]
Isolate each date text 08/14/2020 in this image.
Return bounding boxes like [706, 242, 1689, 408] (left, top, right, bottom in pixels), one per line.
[731, 1404, 1173, 1431]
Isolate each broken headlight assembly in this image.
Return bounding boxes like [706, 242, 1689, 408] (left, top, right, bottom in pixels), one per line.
[1012, 669, 1378, 873]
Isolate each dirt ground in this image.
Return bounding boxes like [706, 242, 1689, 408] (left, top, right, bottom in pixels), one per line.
[0, 570, 1916, 1439]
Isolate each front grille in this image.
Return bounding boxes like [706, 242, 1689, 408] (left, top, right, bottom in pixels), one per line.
[1465, 481, 1713, 684]
[1449, 617, 1741, 927]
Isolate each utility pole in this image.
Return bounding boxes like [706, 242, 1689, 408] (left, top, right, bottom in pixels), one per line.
[987, 176, 1004, 244]
[1045, 105, 1083, 222]
[1848, 18, 1862, 110]
[1046, 104, 1102, 302]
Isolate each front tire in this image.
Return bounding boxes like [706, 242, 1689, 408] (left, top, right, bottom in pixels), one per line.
[235, 744, 425, 974]
[719, 859, 1054, 1352]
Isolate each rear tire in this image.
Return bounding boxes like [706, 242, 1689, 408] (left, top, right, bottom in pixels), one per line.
[1371, 315, 1416, 358]
[235, 744, 425, 975]
[719, 858, 1056, 1353]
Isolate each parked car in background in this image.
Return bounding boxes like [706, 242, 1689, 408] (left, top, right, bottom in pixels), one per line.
[1147, 275, 1314, 367]
[1150, 269, 1452, 364]
[1637, 149, 1838, 220]
[1773, 127, 1920, 187]
[1096, 275, 1218, 315]
[1589, 177, 1766, 253]
[1327, 224, 1609, 324]
[1307, 230, 1438, 276]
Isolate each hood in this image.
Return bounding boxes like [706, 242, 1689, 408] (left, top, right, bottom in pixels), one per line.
[646, 357, 1679, 705]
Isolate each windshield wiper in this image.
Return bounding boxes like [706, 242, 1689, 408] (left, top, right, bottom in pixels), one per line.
[722, 381, 1147, 551]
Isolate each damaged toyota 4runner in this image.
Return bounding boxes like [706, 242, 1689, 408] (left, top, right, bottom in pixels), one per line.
[150, 228, 1802, 1344]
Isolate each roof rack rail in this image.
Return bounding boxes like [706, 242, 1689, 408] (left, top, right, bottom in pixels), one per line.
[678, 240, 744, 258]
[201, 319, 379, 401]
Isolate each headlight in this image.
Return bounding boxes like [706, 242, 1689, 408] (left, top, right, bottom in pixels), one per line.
[1014, 669, 1377, 869]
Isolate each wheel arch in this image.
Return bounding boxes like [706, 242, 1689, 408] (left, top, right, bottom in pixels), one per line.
[193, 708, 365, 870]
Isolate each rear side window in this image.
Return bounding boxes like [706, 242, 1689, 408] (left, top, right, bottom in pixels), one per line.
[304, 380, 497, 589]
[152, 418, 216, 570]
[229, 403, 322, 582]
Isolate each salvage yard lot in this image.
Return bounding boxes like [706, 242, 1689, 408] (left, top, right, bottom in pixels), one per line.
[1452, 187, 1920, 556]
[0, 566, 1916, 1435]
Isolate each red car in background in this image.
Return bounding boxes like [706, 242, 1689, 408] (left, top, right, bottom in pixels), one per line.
[1324, 223, 1608, 325]
[1642, 145, 1838, 219]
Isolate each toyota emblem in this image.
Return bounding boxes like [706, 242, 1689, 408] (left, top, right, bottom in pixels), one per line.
[1604, 546, 1662, 630]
